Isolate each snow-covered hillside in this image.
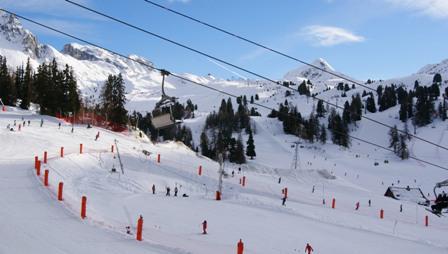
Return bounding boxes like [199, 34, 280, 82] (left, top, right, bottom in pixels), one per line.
[1, 108, 448, 254]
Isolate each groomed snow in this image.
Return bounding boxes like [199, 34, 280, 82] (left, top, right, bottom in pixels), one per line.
[1, 107, 447, 254]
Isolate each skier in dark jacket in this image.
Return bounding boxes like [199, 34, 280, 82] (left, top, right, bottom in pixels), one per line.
[166, 186, 171, 196]
[202, 220, 207, 234]
[174, 186, 178, 197]
[152, 184, 156, 194]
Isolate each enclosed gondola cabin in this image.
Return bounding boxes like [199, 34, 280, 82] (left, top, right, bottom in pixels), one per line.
[151, 69, 178, 130]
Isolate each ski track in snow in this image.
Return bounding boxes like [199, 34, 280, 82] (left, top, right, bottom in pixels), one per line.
[1, 110, 448, 254]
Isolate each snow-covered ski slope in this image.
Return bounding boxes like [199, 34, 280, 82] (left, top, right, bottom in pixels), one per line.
[1, 107, 447, 254]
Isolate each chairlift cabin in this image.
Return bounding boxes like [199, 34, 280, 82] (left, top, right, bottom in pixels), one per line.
[431, 179, 448, 214]
[152, 69, 178, 129]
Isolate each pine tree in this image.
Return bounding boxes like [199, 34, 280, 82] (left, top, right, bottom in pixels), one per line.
[399, 99, 408, 122]
[100, 74, 128, 126]
[246, 130, 256, 159]
[433, 73, 442, 85]
[397, 134, 409, 160]
[14, 66, 24, 107]
[342, 101, 351, 124]
[200, 131, 210, 158]
[403, 121, 411, 141]
[388, 125, 399, 153]
[63, 64, 81, 114]
[319, 124, 327, 144]
[439, 102, 447, 121]
[330, 112, 350, 147]
[234, 135, 246, 164]
[316, 100, 326, 117]
[298, 80, 310, 96]
[20, 59, 33, 109]
[350, 94, 362, 121]
[0, 56, 14, 105]
[414, 86, 434, 126]
[366, 95, 376, 113]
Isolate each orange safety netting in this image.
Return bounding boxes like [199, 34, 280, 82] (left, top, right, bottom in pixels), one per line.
[55, 112, 127, 132]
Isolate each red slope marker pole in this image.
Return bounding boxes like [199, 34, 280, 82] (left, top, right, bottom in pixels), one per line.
[44, 169, 49, 186]
[58, 182, 64, 201]
[136, 216, 144, 241]
[81, 196, 87, 219]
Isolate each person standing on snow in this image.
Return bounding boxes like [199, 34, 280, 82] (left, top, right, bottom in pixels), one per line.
[355, 202, 360, 210]
[174, 186, 178, 197]
[202, 220, 207, 234]
[152, 184, 156, 194]
[305, 243, 314, 254]
[40, 118, 44, 127]
[166, 186, 171, 196]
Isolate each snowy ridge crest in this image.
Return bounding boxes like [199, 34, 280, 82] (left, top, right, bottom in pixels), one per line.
[0, 11, 40, 58]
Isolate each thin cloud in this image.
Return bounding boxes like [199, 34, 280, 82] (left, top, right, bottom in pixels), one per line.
[301, 25, 365, 47]
[385, 0, 448, 19]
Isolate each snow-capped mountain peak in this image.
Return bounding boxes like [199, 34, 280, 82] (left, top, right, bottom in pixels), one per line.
[417, 59, 448, 76]
[311, 57, 335, 72]
[283, 58, 352, 92]
[0, 11, 40, 58]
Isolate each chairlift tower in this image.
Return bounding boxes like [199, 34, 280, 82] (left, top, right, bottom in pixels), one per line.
[114, 139, 125, 174]
[217, 153, 224, 195]
[292, 141, 301, 170]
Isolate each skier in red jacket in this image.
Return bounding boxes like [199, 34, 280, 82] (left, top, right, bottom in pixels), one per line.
[305, 243, 314, 254]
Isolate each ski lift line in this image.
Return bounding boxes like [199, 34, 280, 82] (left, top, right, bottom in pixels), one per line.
[61, 1, 448, 153]
[6, 10, 448, 171]
[141, 0, 368, 91]
[64, 0, 279, 85]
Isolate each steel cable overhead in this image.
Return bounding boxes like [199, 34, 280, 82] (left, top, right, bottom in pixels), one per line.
[3, 9, 447, 171]
[64, 0, 448, 153]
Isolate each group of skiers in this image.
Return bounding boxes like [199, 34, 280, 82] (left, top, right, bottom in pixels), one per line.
[151, 184, 188, 197]
[6, 118, 33, 131]
[5, 118, 76, 133]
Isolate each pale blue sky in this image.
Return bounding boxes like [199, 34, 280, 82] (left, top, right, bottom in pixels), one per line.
[3, 0, 448, 80]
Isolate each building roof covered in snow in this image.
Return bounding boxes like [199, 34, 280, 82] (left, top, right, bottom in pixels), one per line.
[384, 186, 429, 205]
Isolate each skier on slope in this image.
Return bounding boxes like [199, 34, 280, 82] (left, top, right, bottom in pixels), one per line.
[152, 184, 156, 194]
[202, 220, 207, 234]
[174, 186, 178, 197]
[305, 243, 314, 254]
[166, 186, 171, 196]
